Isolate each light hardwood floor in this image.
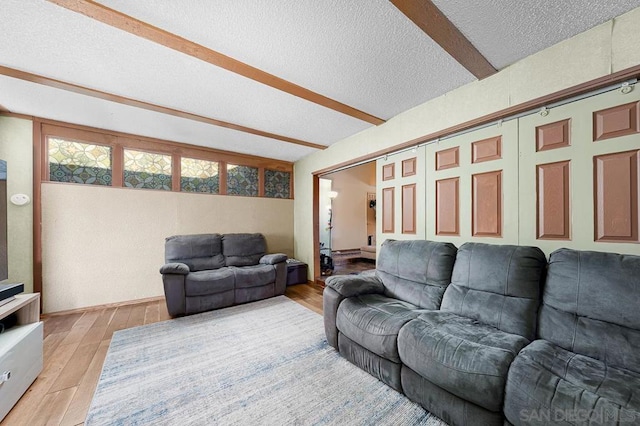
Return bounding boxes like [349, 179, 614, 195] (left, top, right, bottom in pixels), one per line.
[1, 283, 324, 426]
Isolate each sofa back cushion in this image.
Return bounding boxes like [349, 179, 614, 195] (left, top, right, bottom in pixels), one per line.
[539, 248, 640, 371]
[376, 239, 457, 309]
[442, 243, 546, 340]
[165, 234, 225, 272]
[223, 233, 266, 266]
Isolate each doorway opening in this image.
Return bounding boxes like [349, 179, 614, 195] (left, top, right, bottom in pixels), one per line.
[316, 161, 377, 285]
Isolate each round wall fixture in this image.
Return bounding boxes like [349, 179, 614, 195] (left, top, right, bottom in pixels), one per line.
[10, 194, 30, 206]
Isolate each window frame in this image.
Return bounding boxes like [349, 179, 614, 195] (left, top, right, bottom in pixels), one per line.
[46, 135, 115, 187]
[179, 156, 221, 194]
[38, 121, 294, 199]
[226, 163, 261, 197]
[122, 147, 174, 192]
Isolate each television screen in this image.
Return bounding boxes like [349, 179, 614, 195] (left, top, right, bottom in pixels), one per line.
[0, 159, 7, 281]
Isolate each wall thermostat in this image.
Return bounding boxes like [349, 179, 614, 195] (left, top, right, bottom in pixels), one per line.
[10, 194, 30, 206]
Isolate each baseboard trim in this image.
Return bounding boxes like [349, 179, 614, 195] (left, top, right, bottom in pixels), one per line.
[42, 295, 165, 318]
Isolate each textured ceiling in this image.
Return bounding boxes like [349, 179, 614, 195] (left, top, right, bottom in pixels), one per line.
[432, 0, 640, 70]
[1, 1, 638, 162]
[0, 75, 317, 162]
[95, 0, 476, 120]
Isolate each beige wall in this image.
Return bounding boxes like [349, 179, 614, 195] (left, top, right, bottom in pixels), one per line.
[0, 116, 33, 292]
[42, 183, 293, 313]
[326, 163, 375, 251]
[294, 8, 640, 278]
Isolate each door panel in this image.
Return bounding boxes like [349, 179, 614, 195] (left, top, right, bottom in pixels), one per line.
[425, 120, 519, 245]
[376, 147, 426, 251]
[518, 88, 640, 255]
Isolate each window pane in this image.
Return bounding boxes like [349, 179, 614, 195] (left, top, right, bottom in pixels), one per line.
[227, 164, 258, 196]
[264, 170, 291, 198]
[123, 149, 172, 190]
[48, 138, 112, 186]
[180, 158, 219, 194]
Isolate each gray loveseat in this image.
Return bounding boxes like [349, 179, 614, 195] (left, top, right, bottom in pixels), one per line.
[160, 233, 287, 317]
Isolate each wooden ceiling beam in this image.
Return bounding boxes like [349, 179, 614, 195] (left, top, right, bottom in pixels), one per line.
[0, 103, 9, 113]
[391, 0, 497, 79]
[46, 0, 385, 126]
[0, 65, 326, 150]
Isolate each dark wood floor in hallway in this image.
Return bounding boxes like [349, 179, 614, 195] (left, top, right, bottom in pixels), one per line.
[316, 258, 376, 285]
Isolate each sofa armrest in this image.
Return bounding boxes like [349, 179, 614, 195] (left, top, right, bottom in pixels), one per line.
[325, 274, 384, 297]
[159, 262, 190, 275]
[259, 253, 287, 265]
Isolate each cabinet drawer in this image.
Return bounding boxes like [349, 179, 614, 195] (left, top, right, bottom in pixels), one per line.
[0, 322, 43, 421]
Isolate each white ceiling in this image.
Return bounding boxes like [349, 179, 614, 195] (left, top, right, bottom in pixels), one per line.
[431, 0, 640, 70]
[1, 0, 639, 162]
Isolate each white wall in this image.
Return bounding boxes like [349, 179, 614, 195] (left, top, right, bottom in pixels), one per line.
[294, 8, 640, 278]
[318, 178, 332, 253]
[0, 116, 33, 292]
[326, 162, 375, 250]
[42, 183, 294, 313]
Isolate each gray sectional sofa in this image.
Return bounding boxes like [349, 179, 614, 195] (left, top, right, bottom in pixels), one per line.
[324, 239, 640, 426]
[504, 249, 640, 425]
[160, 233, 287, 317]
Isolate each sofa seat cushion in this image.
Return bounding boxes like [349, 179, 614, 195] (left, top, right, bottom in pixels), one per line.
[185, 268, 235, 296]
[504, 339, 640, 425]
[398, 311, 530, 412]
[233, 264, 276, 289]
[336, 294, 424, 363]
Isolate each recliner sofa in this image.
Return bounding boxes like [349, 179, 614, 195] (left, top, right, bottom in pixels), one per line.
[324, 239, 458, 392]
[160, 233, 287, 317]
[504, 248, 640, 425]
[325, 240, 639, 425]
[399, 243, 546, 425]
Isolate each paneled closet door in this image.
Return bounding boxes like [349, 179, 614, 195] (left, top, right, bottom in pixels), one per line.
[518, 87, 640, 256]
[425, 120, 519, 246]
[376, 147, 427, 252]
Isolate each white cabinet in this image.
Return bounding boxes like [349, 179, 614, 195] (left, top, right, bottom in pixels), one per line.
[0, 293, 43, 421]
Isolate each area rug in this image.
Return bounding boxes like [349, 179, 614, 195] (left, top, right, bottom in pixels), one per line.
[86, 296, 445, 425]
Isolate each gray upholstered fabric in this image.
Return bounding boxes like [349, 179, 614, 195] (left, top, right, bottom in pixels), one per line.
[259, 253, 287, 265]
[376, 239, 457, 309]
[161, 233, 286, 317]
[232, 264, 276, 289]
[401, 366, 505, 426]
[185, 268, 235, 296]
[538, 304, 640, 375]
[323, 287, 343, 349]
[223, 233, 267, 266]
[325, 274, 384, 298]
[323, 274, 385, 352]
[442, 242, 546, 340]
[162, 274, 186, 317]
[235, 284, 275, 304]
[273, 262, 287, 295]
[338, 333, 403, 392]
[159, 262, 190, 275]
[398, 311, 530, 412]
[538, 248, 640, 371]
[336, 294, 423, 363]
[165, 234, 225, 271]
[185, 291, 234, 315]
[504, 340, 640, 426]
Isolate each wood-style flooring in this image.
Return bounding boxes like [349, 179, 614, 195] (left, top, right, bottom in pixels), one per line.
[1, 283, 324, 426]
[316, 258, 376, 285]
